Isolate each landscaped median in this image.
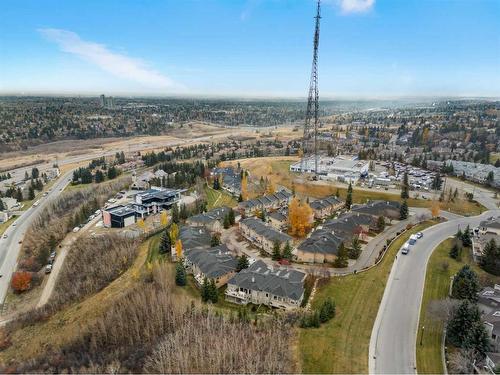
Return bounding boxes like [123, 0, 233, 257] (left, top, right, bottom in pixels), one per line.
[297, 219, 440, 373]
[416, 238, 500, 374]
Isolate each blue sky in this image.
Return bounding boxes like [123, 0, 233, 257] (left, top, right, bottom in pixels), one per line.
[0, 0, 499, 97]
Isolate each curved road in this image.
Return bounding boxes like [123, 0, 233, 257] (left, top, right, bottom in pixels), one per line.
[0, 171, 73, 306]
[369, 209, 500, 374]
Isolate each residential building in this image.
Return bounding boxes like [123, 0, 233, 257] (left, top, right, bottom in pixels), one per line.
[183, 244, 238, 288]
[295, 229, 344, 263]
[480, 217, 500, 236]
[0, 197, 19, 211]
[478, 285, 500, 315]
[134, 188, 183, 215]
[187, 206, 232, 233]
[0, 211, 9, 223]
[351, 200, 401, 222]
[178, 226, 212, 253]
[310, 196, 343, 220]
[225, 260, 306, 309]
[268, 209, 288, 231]
[239, 217, 293, 254]
[212, 167, 241, 196]
[238, 190, 292, 216]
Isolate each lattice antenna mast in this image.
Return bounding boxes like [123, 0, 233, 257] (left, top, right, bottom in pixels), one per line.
[301, 0, 321, 175]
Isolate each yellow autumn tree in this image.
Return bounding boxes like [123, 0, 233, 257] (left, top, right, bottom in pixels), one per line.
[170, 222, 179, 243]
[137, 218, 146, 231]
[175, 239, 183, 258]
[288, 197, 313, 238]
[431, 201, 440, 218]
[241, 172, 248, 200]
[160, 210, 168, 226]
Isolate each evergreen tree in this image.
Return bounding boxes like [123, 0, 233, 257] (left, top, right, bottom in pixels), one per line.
[107, 166, 118, 180]
[159, 230, 172, 254]
[319, 298, 336, 323]
[236, 254, 249, 271]
[400, 200, 409, 220]
[94, 169, 105, 183]
[228, 209, 235, 225]
[333, 243, 348, 268]
[451, 265, 480, 301]
[175, 261, 187, 286]
[282, 242, 293, 260]
[401, 172, 409, 199]
[345, 182, 353, 210]
[211, 233, 220, 247]
[208, 279, 218, 303]
[238, 193, 243, 202]
[461, 225, 472, 247]
[28, 186, 35, 200]
[201, 277, 210, 302]
[272, 240, 282, 260]
[447, 300, 488, 355]
[377, 215, 386, 231]
[0, 198, 5, 211]
[480, 238, 500, 276]
[449, 243, 462, 260]
[223, 214, 231, 229]
[261, 208, 266, 222]
[348, 238, 362, 259]
[171, 203, 179, 223]
[179, 204, 188, 220]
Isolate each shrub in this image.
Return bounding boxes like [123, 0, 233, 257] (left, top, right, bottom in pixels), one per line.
[11, 272, 32, 293]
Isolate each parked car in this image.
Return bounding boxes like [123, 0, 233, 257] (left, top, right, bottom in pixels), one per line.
[45, 264, 53, 274]
[416, 232, 423, 239]
[49, 251, 56, 260]
[401, 242, 410, 255]
[2, 234, 7, 239]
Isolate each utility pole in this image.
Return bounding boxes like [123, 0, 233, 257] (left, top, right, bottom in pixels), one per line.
[301, 0, 321, 176]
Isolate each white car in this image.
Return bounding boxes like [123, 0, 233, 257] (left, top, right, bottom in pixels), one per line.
[2, 234, 7, 239]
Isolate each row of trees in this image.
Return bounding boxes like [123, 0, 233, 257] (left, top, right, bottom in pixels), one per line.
[300, 297, 336, 328]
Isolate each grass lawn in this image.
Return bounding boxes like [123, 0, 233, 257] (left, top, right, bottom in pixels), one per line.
[205, 186, 237, 209]
[298, 219, 439, 374]
[0, 217, 16, 236]
[416, 239, 500, 374]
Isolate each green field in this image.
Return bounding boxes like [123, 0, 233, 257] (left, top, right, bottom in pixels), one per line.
[416, 239, 500, 373]
[205, 186, 237, 209]
[0, 217, 16, 236]
[298, 220, 439, 373]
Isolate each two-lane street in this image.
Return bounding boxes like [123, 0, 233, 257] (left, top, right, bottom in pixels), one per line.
[0, 171, 74, 306]
[370, 209, 500, 374]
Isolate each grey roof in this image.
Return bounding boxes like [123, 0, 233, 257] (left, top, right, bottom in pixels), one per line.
[351, 200, 401, 218]
[240, 217, 292, 244]
[188, 206, 232, 225]
[310, 196, 343, 211]
[484, 309, 500, 336]
[184, 244, 238, 278]
[297, 229, 344, 256]
[322, 212, 375, 238]
[269, 210, 287, 222]
[106, 205, 136, 217]
[478, 286, 500, 310]
[239, 190, 292, 210]
[480, 217, 500, 230]
[179, 226, 212, 250]
[227, 260, 305, 301]
[136, 188, 180, 201]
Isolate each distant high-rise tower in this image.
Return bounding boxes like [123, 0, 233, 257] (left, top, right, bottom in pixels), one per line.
[301, 0, 321, 175]
[99, 94, 115, 109]
[99, 94, 106, 107]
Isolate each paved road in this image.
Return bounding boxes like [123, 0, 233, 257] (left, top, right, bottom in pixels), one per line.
[369, 209, 500, 374]
[0, 171, 73, 306]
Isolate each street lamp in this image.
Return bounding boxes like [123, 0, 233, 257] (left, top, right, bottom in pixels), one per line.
[420, 325, 425, 346]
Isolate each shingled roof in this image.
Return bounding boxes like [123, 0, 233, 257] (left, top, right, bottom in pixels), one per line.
[184, 244, 238, 278]
[240, 217, 292, 244]
[179, 226, 212, 250]
[297, 229, 345, 256]
[227, 260, 305, 301]
[310, 196, 343, 210]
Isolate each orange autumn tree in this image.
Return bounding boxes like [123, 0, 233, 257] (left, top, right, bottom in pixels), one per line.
[241, 172, 248, 200]
[431, 200, 441, 218]
[288, 197, 313, 238]
[11, 271, 32, 293]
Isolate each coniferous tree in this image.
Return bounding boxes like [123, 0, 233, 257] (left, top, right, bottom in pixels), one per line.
[201, 277, 210, 302]
[348, 238, 362, 259]
[94, 170, 105, 183]
[236, 254, 249, 271]
[447, 300, 488, 356]
[282, 242, 293, 260]
[451, 265, 480, 301]
[400, 200, 409, 220]
[211, 233, 220, 247]
[333, 243, 348, 268]
[208, 279, 218, 303]
[28, 186, 35, 200]
[461, 225, 472, 247]
[272, 240, 282, 260]
[480, 238, 500, 276]
[228, 209, 235, 225]
[401, 172, 409, 199]
[171, 203, 179, 224]
[345, 182, 353, 210]
[0, 198, 5, 211]
[159, 230, 172, 254]
[175, 261, 187, 286]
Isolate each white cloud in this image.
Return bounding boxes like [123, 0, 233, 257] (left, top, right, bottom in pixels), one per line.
[334, 0, 375, 14]
[38, 28, 175, 88]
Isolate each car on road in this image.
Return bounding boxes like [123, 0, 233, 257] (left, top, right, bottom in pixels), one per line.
[18, 240, 22, 244]
[401, 242, 410, 255]
[49, 251, 56, 261]
[416, 232, 423, 239]
[12, 222, 17, 226]
[2, 234, 7, 239]
[45, 264, 53, 274]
